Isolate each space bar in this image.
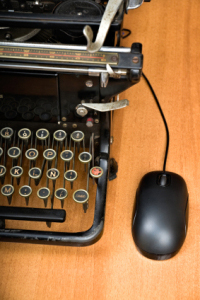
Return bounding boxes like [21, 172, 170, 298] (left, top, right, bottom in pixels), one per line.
[0, 206, 66, 223]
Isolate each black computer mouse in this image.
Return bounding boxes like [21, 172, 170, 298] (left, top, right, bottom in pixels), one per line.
[132, 171, 188, 260]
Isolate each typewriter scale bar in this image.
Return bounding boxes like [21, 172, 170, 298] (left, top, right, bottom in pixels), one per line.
[0, 46, 119, 65]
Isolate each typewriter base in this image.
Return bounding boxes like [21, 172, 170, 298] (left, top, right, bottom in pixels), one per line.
[0, 112, 110, 247]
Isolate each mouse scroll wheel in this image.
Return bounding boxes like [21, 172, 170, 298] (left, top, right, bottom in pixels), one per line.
[157, 174, 171, 187]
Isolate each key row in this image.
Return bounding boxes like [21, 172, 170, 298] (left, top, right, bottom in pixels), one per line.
[0, 165, 103, 183]
[0, 128, 85, 143]
[1, 184, 90, 208]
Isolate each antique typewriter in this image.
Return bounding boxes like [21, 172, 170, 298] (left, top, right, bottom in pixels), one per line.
[0, 0, 150, 245]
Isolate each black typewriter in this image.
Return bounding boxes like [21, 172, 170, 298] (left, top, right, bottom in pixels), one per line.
[0, 0, 150, 246]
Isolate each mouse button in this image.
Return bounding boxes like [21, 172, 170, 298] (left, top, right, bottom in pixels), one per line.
[157, 173, 171, 187]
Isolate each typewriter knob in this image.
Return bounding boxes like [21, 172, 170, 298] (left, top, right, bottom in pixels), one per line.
[76, 105, 88, 117]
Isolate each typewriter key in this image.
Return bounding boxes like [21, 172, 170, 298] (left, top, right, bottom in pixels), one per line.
[43, 149, 56, 161]
[39, 111, 52, 121]
[8, 147, 21, 159]
[34, 107, 45, 116]
[60, 150, 73, 162]
[36, 128, 49, 140]
[1, 127, 13, 139]
[18, 128, 31, 140]
[22, 111, 35, 121]
[1, 184, 14, 205]
[0, 165, 6, 184]
[64, 170, 77, 182]
[0, 104, 11, 113]
[46, 168, 60, 180]
[25, 148, 39, 160]
[78, 152, 92, 164]
[53, 130, 67, 142]
[90, 166, 103, 178]
[10, 166, 23, 185]
[19, 185, 32, 206]
[0, 147, 3, 157]
[5, 110, 17, 119]
[29, 167, 41, 185]
[8, 146, 21, 166]
[71, 131, 84, 142]
[55, 188, 68, 208]
[73, 189, 89, 204]
[37, 187, 51, 207]
[17, 105, 29, 114]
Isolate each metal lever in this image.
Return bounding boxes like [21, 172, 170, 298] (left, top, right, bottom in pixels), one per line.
[82, 99, 129, 112]
[83, 0, 124, 53]
[127, 0, 144, 10]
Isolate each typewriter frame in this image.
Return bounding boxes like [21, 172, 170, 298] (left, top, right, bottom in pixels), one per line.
[0, 4, 143, 245]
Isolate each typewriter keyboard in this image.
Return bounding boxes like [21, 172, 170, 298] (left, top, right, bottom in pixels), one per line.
[0, 127, 103, 232]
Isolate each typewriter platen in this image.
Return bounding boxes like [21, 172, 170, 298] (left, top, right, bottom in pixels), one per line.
[0, 0, 150, 245]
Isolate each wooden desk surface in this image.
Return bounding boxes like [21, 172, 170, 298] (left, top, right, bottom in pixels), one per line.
[1, 0, 200, 299]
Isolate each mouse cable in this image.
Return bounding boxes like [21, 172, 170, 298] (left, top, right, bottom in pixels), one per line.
[142, 73, 169, 172]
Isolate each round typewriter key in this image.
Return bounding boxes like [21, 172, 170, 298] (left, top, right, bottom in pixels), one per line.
[55, 188, 68, 208]
[18, 128, 31, 140]
[46, 168, 60, 180]
[17, 105, 29, 114]
[1, 184, 14, 204]
[64, 170, 77, 182]
[78, 152, 92, 164]
[22, 111, 35, 121]
[36, 128, 49, 140]
[29, 167, 41, 179]
[55, 188, 68, 200]
[43, 149, 56, 161]
[73, 189, 89, 204]
[19, 185, 32, 206]
[9, 101, 18, 109]
[7, 147, 21, 159]
[0, 104, 11, 113]
[34, 107, 45, 116]
[71, 130, 84, 142]
[37, 187, 50, 207]
[19, 185, 32, 198]
[10, 166, 23, 178]
[1, 184, 14, 197]
[53, 130, 67, 142]
[5, 110, 17, 119]
[25, 148, 39, 160]
[60, 150, 73, 162]
[90, 166, 104, 178]
[37, 187, 50, 199]
[1, 127, 13, 139]
[27, 101, 36, 110]
[39, 111, 52, 121]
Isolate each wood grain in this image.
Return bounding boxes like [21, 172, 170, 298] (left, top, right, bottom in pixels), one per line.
[1, 0, 200, 299]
